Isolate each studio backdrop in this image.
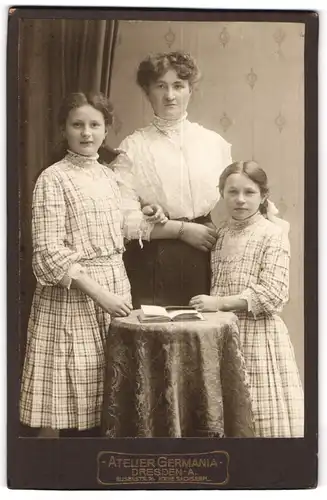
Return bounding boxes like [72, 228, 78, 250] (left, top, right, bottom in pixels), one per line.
[18, 18, 119, 369]
[107, 20, 305, 383]
[18, 19, 304, 383]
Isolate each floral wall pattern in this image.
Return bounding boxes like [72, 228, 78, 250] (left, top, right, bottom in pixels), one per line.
[107, 21, 305, 381]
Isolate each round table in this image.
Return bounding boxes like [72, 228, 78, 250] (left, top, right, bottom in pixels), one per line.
[101, 310, 254, 438]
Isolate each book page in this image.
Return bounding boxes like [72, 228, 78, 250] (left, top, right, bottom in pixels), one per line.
[168, 309, 200, 320]
[140, 305, 169, 317]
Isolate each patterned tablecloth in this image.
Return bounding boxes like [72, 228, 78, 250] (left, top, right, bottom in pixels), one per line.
[101, 310, 254, 438]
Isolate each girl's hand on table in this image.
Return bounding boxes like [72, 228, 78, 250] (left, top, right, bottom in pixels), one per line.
[189, 294, 221, 312]
[96, 289, 132, 317]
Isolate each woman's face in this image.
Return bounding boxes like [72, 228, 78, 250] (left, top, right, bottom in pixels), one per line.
[147, 69, 191, 120]
[64, 105, 107, 157]
[222, 173, 264, 220]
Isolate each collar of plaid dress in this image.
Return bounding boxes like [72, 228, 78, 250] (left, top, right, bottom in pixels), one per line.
[66, 149, 99, 168]
[230, 210, 263, 231]
[152, 112, 188, 135]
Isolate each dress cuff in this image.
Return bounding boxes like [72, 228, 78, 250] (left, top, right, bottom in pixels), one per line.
[59, 263, 85, 289]
[124, 213, 154, 246]
[239, 289, 257, 319]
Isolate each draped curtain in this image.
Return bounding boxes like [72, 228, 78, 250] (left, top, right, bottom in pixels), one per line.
[18, 19, 119, 368]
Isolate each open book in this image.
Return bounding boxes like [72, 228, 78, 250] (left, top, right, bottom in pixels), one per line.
[138, 305, 205, 323]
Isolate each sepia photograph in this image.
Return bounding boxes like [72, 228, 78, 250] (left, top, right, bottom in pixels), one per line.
[7, 7, 318, 490]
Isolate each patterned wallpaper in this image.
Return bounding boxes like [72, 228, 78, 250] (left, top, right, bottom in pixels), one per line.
[107, 21, 305, 381]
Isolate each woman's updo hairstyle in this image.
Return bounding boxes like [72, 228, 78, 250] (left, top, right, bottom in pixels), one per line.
[219, 160, 270, 215]
[136, 51, 201, 92]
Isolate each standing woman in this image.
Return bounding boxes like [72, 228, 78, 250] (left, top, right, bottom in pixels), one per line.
[112, 51, 231, 308]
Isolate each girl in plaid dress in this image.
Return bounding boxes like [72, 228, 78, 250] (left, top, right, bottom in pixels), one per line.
[19, 92, 182, 437]
[190, 161, 304, 437]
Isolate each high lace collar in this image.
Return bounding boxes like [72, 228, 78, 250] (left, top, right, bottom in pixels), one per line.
[229, 210, 263, 231]
[65, 149, 99, 168]
[152, 112, 188, 135]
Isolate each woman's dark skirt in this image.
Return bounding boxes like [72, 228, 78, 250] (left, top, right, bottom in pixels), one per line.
[123, 221, 211, 308]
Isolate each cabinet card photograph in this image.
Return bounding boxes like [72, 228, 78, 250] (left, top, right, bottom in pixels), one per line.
[7, 7, 318, 490]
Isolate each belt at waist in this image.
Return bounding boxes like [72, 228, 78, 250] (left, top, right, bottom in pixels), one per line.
[79, 251, 124, 266]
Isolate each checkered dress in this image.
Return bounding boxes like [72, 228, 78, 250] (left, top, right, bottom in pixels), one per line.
[20, 151, 151, 430]
[211, 212, 304, 437]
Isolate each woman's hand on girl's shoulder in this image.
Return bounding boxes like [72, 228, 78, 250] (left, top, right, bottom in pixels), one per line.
[95, 289, 132, 317]
[182, 223, 217, 252]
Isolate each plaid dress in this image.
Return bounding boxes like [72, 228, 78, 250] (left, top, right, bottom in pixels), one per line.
[211, 212, 304, 437]
[20, 151, 152, 430]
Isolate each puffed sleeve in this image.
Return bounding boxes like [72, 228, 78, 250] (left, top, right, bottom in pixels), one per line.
[239, 230, 290, 318]
[111, 136, 154, 242]
[32, 168, 82, 287]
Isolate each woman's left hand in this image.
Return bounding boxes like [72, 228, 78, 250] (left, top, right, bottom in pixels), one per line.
[189, 294, 220, 312]
[142, 204, 168, 224]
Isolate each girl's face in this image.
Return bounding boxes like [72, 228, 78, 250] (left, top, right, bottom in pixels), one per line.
[222, 173, 265, 220]
[64, 105, 107, 157]
[147, 69, 191, 120]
